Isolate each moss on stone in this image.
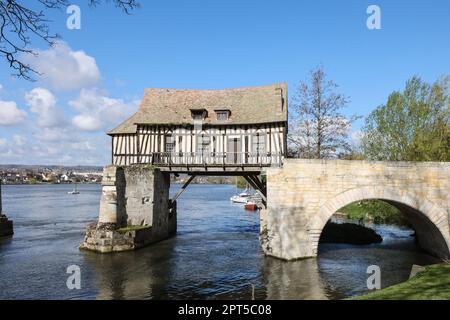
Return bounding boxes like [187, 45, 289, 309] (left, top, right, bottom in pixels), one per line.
[116, 225, 151, 234]
[143, 164, 158, 171]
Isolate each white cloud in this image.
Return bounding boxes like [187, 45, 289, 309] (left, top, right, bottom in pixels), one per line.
[69, 89, 137, 132]
[72, 114, 103, 131]
[25, 87, 65, 127]
[34, 128, 64, 142]
[0, 87, 136, 165]
[0, 100, 28, 125]
[351, 130, 364, 142]
[71, 141, 95, 151]
[13, 134, 27, 146]
[33, 127, 80, 143]
[24, 42, 101, 91]
[0, 127, 109, 165]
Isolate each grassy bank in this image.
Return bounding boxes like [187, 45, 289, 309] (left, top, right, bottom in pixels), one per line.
[339, 200, 407, 225]
[352, 263, 450, 300]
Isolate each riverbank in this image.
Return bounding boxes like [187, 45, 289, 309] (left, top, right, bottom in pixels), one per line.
[339, 200, 407, 225]
[351, 263, 450, 300]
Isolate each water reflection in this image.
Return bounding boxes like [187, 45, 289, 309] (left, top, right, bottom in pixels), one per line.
[262, 257, 328, 300]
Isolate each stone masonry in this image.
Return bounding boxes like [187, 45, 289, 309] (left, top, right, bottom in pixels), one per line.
[81, 165, 176, 253]
[0, 181, 13, 238]
[260, 159, 450, 260]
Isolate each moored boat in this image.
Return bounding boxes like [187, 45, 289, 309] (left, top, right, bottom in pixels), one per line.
[244, 202, 258, 211]
[68, 183, 80, 195]
[230, 191, 251, 203]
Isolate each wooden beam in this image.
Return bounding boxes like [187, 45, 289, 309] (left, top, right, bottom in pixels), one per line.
[243, 175, 258, 191]
[137, 131, 141, 164]
[111, 137, 114, 165]
[243, 175, 267, 207]
[171, 175, 196, 202]
[248, 175, 266, 196]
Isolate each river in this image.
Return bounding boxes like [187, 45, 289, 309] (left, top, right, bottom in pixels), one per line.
[0, 184, 440, 300]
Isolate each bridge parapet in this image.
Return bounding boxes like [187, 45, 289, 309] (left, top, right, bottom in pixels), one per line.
[261, 159, 450, 260]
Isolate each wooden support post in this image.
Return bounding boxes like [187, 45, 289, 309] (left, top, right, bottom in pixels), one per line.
[243, 175, 267, 207]
[247, 175, 266, 197]
[171, 175, 196, 203]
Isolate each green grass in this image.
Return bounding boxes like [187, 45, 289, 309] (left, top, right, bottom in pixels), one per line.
[339, 200, 407, 225]
[351, 263, 450, 300]
[116, 225, 151, 234]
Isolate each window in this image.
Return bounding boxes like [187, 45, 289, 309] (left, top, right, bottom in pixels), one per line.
[190, 109, 207, 120]
[165, 135, 175, 153]
[196, 135, 211, 154]
[215, 110, 230, 121]
[252, 133, 266, 155]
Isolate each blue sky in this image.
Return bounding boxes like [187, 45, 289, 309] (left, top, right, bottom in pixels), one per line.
[0, 0, 449, 165]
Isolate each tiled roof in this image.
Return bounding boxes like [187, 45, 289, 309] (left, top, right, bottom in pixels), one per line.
[109, 83, 287, 134]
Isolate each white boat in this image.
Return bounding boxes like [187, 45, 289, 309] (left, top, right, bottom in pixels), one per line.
[68, 184, 80, 195]
[230, 191, 251, 203]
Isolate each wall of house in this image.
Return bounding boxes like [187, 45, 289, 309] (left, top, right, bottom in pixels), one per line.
[111, 123, 286, 165]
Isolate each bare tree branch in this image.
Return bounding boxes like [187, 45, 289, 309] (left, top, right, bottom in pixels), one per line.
[288, 66, 361, 159]
[0, 0, 139, 80]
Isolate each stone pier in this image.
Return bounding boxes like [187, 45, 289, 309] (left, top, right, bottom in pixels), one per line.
[81, 165, 176, 253]
[0, 182, 13, 238]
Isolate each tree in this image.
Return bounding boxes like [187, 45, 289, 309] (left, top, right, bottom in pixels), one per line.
[288, 67, 360, 159]
[361, 76, 450, 161]
[0, 0, 139, 80]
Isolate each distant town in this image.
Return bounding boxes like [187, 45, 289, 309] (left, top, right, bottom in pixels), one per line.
[0, 165, 103, 185]
[0, 165, 237, 186]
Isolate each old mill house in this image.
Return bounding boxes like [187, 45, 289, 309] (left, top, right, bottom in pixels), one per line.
[109, 83, 288, 169]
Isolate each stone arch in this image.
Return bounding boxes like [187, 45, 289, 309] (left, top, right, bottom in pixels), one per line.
[309, 186, 450, 259]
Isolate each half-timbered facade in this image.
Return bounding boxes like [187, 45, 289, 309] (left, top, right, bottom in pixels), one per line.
[109, 83, 288, 168]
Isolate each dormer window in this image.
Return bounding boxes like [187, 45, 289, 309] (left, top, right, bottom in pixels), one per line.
[190, 109, 207, 120]
[215, 110, 230, 121]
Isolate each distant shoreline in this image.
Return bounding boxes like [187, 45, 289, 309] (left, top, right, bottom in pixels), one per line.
[2, 182, 101, 186]
[2, 181, 238, 186]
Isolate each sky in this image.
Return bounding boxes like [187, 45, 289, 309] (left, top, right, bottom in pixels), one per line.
[0, 0, 449, 166]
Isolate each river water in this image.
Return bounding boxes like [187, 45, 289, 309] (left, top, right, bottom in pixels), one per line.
[0, 184, 440, 300]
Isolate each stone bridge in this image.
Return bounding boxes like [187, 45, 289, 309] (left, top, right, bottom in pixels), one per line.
[260, 159, 450, 260]
[81, 159, 450, 260]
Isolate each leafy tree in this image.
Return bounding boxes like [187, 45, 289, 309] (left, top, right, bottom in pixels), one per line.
[362, 76, 450, 161]
[0, 0, 139, 80]
[288, 66, 360, 159]
[340, 200, 407, 226]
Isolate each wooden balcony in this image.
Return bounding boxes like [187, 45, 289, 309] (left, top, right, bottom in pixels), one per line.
[112, 152, 283, 174]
